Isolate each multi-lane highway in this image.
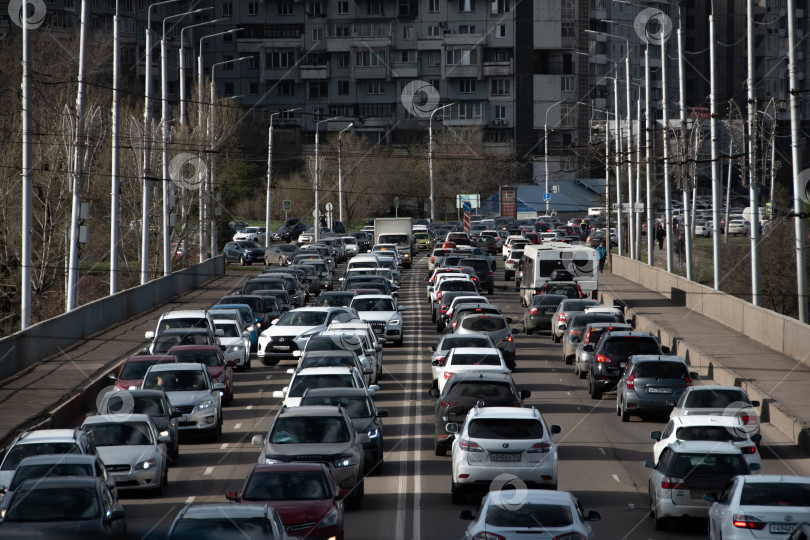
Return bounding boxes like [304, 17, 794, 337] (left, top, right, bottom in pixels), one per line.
[112, 254, 810, 540]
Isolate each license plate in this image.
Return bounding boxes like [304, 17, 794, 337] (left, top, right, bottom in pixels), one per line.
[647, 387, 672, 393]
[770, 524, 796, 534]
[112, 474, 128, 482]
[490, 453, 522, 462]
[179, 416, 187, 422]
[545, 309, 556, 314]
[272, 345, 290, 351]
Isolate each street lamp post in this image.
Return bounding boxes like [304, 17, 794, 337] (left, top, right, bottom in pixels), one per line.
[314, 115, 343, 242]
[543, 99, 565, 215]
[429, 102, 455, 223]
[179, 18, 225, 127]
[266, 108, 300, 247]
[338, 122, 354, 224]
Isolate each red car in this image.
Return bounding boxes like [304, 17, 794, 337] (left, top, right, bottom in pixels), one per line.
[110, 355, 178, 390]
[167, 345, 235, 405]
[226, 462, 345, 540]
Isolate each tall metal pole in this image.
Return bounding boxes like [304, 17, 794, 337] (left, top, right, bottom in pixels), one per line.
[676, 7, 693, 279]
[787, 0, 808, 322]
[747, 0, 761, 306]
[338, 122, 354, 224]
[110, 0, 120, 295]
[429, 102, 455, 223]
[21, 0, 32, 328]
[636, 93, 642, 260]
[645, 45, 654, 266]
[613, 76, 623, 256]
[605, 116, 612, 267]
[314, 119, 322, 243]
[544, 99, 565, 215]
[710, 9, 723, 290]
[625, 52, 634, 259]
[66, 0, 88, 311]
[180, 18, 225, 127]
[661, 34, 673, 272]
[266, 112, 279, 248]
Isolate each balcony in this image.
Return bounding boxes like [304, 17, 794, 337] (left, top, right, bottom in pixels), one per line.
[354, 65, 388, 79]
[390, 62, 418, 78]
[482, 59, 512, 77]
[300, 65, 329, 80]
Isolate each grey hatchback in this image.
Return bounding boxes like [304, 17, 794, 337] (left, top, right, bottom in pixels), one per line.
[453, 314, 518, 370]
[616, 355, 697, 422]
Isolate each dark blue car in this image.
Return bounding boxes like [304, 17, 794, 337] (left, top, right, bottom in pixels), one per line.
[223, 241, 265, 266]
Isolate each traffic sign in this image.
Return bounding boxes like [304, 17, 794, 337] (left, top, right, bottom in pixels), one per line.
[394, 196, 399, 208]
[462, 201, 471, 212]
[282, 200, 291, 211]
[325, 202, 333, 212]
[543, 193, 551, 202]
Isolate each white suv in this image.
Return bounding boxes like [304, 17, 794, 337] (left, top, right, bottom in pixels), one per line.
[349, 295, 405, 347]
[446, 406, 561, 504]
[145, 310, 222, 344]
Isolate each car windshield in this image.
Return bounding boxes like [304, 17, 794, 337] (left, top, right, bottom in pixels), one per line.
[301, 396, 373, 418]
[157, 318, 208, 333]
[221, 297, 264, 315]
[10, 463, 95, 491]
[602, 338, 660, 356]
[448, 382, 513, 400]
[315, 294, 354, 307]
[5, 486, 100, 522]
[288, 374, 355, 397]
[2, 443, 81, 471]
[739, 482, 810, 506]
[276, 311, 328, 326]
[667, 453, 749, 478]
[243, 470, 330, 501]
[675, 426, 746, 443]
[460, 317, 507, 332]
[154, 333, 210, 353]
[270, 417, 350, 444]
[170, 349, 223, 367]
[171, 517, 272, 537]
[351, 298, 395, 312]
[215, 323, 240, 338]
[441, 336, 492, 349]
[467, 419, 544, 439]
[486, 503, 573, 528]
[237, 241, 262, 249]
[103, 395, 168, 417]
[685, 389, 748, 408]
[634, 363, 687, 379]
[119, 359, 172, 380]
[85, 422, 153, 446]
[143, 370, 208, 392]
[450, 353, 501, 366]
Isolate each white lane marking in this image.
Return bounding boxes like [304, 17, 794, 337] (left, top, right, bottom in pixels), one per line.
[234, 423, 242, 430]
[265, 375, 272, 379]
[612, 474, 620, 483]
[220, 443, 229, 450]
[551, 368, 556, 372]
[204, 467, 214, 475]
[566, 391, 572, 396]
[186, 496, 196, 504]
[599, 448, 606, 455]
[628, 503, 635, 510]
[412, 273, 424, 540]
[246, 405, 253, 410]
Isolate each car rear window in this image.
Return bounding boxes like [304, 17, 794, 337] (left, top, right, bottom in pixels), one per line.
[450, 353, 501, 366]
[120, 359, 172, 380]
[2, 443, 82, 471]
[442, 336, 492, 348]
[10, 462, 95, 491]
[666, 453, 749, 478]
[243, 470, 330, 501]
[531, 295, 566, 307]
[440, 281, 477, 292]
[460, 317, 507, 332]
[171, 349, 222, 367]
[675, 426, 746, 443]
[633, 362, 687, 379]
[685, 389, 748, 408]
[602, 337, 660, 356]
[486, 504, 572, 528]
[739, 482, 810, 506]
[448, 382, 513, 400]
[468, 419, 543, 439]
[459, 259, 489, 272]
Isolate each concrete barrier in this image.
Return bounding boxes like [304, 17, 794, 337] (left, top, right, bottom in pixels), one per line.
[610, 255, 810, 369]
[0, 257, 225, 382]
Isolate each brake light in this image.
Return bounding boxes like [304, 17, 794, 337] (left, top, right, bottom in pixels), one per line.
[530, 307, 538, 315]
[740, 445, 757, 454]
[487, 271, 493, 277]
[552, 534, 587, 540]
[661, 476, 686, 489]
[596, 353, 611, 363]
[435, 356, 446, 366]
[430, 256, 435, 263]
[732, 515, 766, 530]
[740, 414, 759, 426]
[684, 373, 692, 386]
[443, 371, 454, 379]
[440, 400, 458, 407]
[472, 532, 506, 540]
[502, 335, 513, 342]
[440, 305, 449, 313]
[436, 291, 443, 299]
[626, 373, 635, 390]
[527, 442, 552, 453]
[558, 312, 567, 322]
[506, 259, 514, 264]
[459, 439, 484, 452]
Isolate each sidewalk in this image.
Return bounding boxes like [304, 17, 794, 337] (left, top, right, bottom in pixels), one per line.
[598, 269, 810, 453]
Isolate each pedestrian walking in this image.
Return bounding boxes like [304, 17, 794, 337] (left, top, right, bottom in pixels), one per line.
[656, 225, 665, 251]
[596, 241, 607, 273]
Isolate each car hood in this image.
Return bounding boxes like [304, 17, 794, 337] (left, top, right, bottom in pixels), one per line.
[97, 445, 159, 467]
[218, 336, 244, 347]
[0, 471, 13, 488]
[265, 442, 356, 460]
[355, 311, 396, 322]
[0, 520, 109, 534]
[241, 498, 335, 525]
[350, 418, 377, 434]
[165, 390, 217, 407]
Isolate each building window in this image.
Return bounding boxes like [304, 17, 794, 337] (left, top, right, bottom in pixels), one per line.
[449, 102, 483, 120]
[561, 103, 576, 127]
[277, 1, 293, 15]
[312, 27, 322, 41]
[561, 0, 574, 19]
[428, 25, 441, 36]
[248, 54, 259, 70]
[484, 48, 511, 62]
[249, 82, 259, 95]
[594, 0, 606, 8]
[458, 79, 476, 93]
[222, 55, 234, 70]
[267, 51, 294, 69]
[307, 1, 326, 15]
[337, 53, 350, 68]
[490, 0, 510, 13]
[223, 32, 233, 42]
[490, 78, 511, 95]
[561, 75, 573, 92]
[91, 15, 99, 27]
[247, 2, 258, 16]
[495, 24, 506, 38]
[427, 51, 441, 66]
[337, 0, 349, 13]
[399, 50, 416, 62]
[494, 105, 506, 119]
[446, 48, 476, 65]
[367, 0, 382, 14]
[429, 0, 440, 11]
[356, 50, 385, 67]
[403, 26, 414, 39]
[458, 0, 474, 12]
[222, 2, 232, 16]
[367, 81, 385, 94]
[138, 0, 144, 10]
[561, 21, 575, 38]
[309, 81, 328, 98]
[332, 24, 351, 37]
[278, 81, 295, 96]
[121, 0, 132, 12]
[429, 79, 441, 92]
[338, 80, 350, 95]
[459, 24, 476, 34]
[223, 82, 234, 96]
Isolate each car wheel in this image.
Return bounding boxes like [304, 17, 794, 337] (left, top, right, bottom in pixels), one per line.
[488, 288, 494, 295]
[206, 425, 219, 443]
[348, 479, 364, 510]
[552, 333, 560, 343]
[431, 309, 436, 323]
[589, 378, 602, 399]
[578, 365, 587, 379]
[434, 440, 447, 457]
[616, 398, 622, 416]
[525, 323, 532, 336]
[260, 357, 279, 366]
[564, 354, 573, 365]
[395, 336, 404, 347]
[653, 513, 669, 531]
[621, 403, 630, 422]
[244, 354, 251, 370]
[451, 482, 465, 505]
[239, 255, 246, 266]
[436, 321, 443, 332]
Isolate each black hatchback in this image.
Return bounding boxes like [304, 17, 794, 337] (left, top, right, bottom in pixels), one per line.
[428, 372, 530, 456]
[523, 294, 567, 335]
[586, 331, 668, 399]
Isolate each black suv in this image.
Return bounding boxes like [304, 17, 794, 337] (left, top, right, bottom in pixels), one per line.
[586, 331, 668, 399]
[428, 373, 530, 456]
[458, 258, 495, 295]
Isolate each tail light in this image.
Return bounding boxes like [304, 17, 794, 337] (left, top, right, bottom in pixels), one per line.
[487, 271, 493, 277]
[626, 373, 635, 390]
[440, 305, 449, 313]
[435, 357, 446, 366]
[740, 445, 757, 454]
[529, 307, 538, 315]
[502, 335, 513, 342]
[684, 373, 692, 386]
[443, 371, 454, 379]
[440, 400, 458, 407]
[507, 402, 522, 407]
[732, 515, 766, 530]
[430, 256, 435, 263]
[552, 534, 587, 540]
[459, 439, 484, 452]
[527, 442, 552, 453]
[558, 312, 567, 322]
[506, 259, 514, 264]
[661, 476, 686, 489]
[436, 291, 443, 299]
[739, 414, 759, 426]
[595, 353, 611, 363]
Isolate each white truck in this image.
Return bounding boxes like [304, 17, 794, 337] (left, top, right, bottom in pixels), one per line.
[374, 218, 415, 268]
[519, 242, 599, 307]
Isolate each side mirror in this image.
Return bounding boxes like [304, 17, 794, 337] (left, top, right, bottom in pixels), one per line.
[506, 317, 513, 324]
[220, 345, 228, 352]
[171, 408, 183, 418]
[250, 434, 264, 446]
[587, 511, 601, 522]
[107, 509, 126, 522]
[558, 324, 567, 331]
[337, 488, 352, 500]
[703, 492, 718, 503]
[661, 346, 670, 354]
[226, 360, 237, 367]
[292, 350, 302, 358]
[520, 390, 531, 400]
[511, 328, 520, 334]
[750, 400, 761, 407]
[272, 388, 288, 398]
[392, 292, 399, 298]
[398, 305, 406, 312]
[583, 344, 593, 352]
[368, 385, 380, 394]
[376, 408, 389, 417]
[431, 359, 444, 367]
[107, 372, 117, 381]
[749, 463, 761, 471]
[458, 510, 475, 521]
[225, 490, 239, 502]
[650, 431, 662, 441]
[644, 460, 655, 468]
[751, 434, 762, 443]
[144, 331, 155, 340]
[286, 368, 295, 374]
[427, 346, 436, 352]
[689, 372, 699, 380]
[364, 349, 376, 357]
[550, 425, 561, 435]
[213, 382, 226, 391]
[358, 433, 371, 443]
[445, 422, 459, 434]
[158, 434, 171, 443]
[429, 388, 440, 398]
